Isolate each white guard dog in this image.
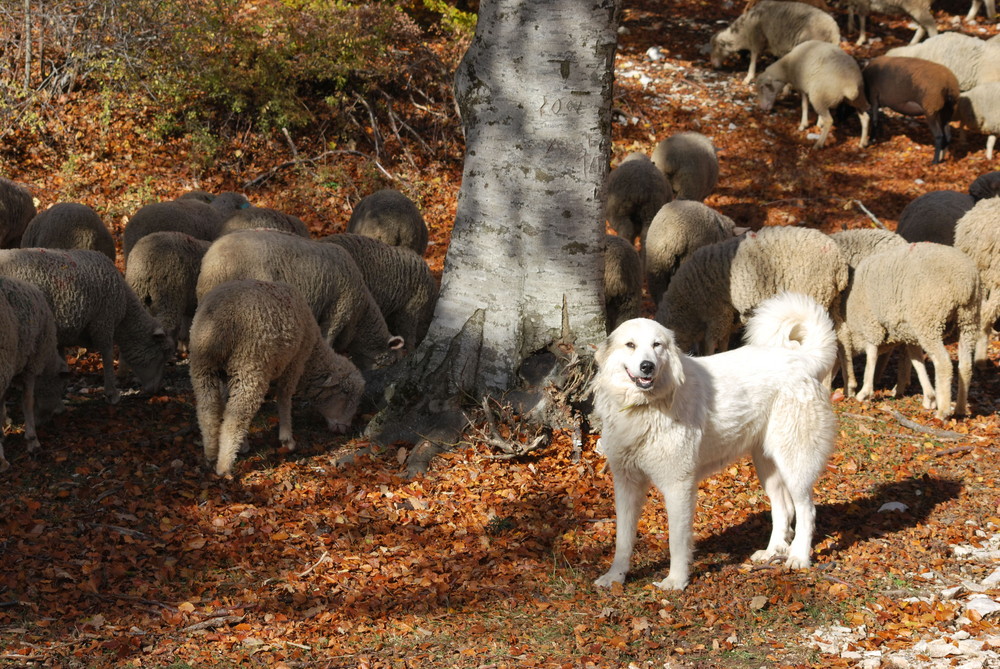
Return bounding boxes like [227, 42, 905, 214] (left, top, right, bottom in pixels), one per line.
[591, 291, 838, 590]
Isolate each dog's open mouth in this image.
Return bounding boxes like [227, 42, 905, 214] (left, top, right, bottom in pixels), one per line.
[626, 368, 655, 390]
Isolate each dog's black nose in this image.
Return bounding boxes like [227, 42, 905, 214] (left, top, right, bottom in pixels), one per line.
[639, 360, 655, 376]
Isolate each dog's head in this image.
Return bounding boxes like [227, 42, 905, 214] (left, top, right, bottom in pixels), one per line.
[594, 318, 686, 409]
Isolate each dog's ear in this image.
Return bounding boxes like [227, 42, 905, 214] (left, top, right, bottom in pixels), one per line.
[594, 336, 610, 368]
[659, 335, 686, 409]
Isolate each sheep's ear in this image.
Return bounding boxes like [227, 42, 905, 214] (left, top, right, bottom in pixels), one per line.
[388, 335, 405, 350]
[733, 226, 750, 236]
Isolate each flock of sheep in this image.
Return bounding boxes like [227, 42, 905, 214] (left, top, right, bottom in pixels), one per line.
[603, 119, 1000, 423]
[0, 178, 437, 476]
[708, 0, 1000, 163]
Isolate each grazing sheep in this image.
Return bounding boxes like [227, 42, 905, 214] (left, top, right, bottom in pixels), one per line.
[604, 153, 673, 244]
[642, 200, 740, 305]
[954, 197, 1000, 365]
[319, 233, 439, 350]
[0, 178, 36, 249]
[844, 243, 979, 419]
[21, 202, 116, 261]
[123, 191, 249, 259]
[0, 249, 174, 403]
[896, 190, 976, 245]
[970, 171, 1000, 201]
[955, 82, 1000, 160]
[755, 41, 871, 149]
[197, 230, 405, 371]
[845, 0, 937, 45]
[603, 234, 644, 333]
[176, 189, 215, 203]
[218, 206, 311, 238]
[966, 0, 997, 21]
[886, 32, 990, 92]
[650, 132, 719, 202]
[709, 0, 841, 84]
[347, 189, 428, 256]
[655, 226, 848, 356]
[744, 0, 832, 11]
[190, 279, 365, 478]
[0, 277, 66, 470]
[862, 56, 960, 164]
[125, 231, 211, 349]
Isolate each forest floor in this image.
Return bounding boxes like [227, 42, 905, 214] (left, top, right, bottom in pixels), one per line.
[1, 0, 1000, 667]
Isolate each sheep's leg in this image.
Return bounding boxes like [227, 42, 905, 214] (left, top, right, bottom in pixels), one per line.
[192, 372, 225, 469]
[273, 365, 305, 453]
[0, 437, 7, 472]
[901, 344, 937, 410]
[838, 341, 858, 397]
[955, 328, 974, 417]
[908, 8, 937, 44]
[96, 338, 121, 405]
[987, 135, 996, 161]
[19, 374, 40, 452]
[987, 0, 997, 19]
[814, 108, 833, 148]
[799, 95, 811, 131]
[925, 340, 953, 420]
[856, 14, 867, 45]
[928, 116, 948, 164]
[216, 377, 269, 478]
[742, 51, 759, 85]
[966, 0, 981, 20]
[855, 343, 880, 403]
[857, 109, 871, 148]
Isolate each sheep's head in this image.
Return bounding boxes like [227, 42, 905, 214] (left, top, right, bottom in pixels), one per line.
[755, 75, 783, 112]
[708, 31, 734, 68]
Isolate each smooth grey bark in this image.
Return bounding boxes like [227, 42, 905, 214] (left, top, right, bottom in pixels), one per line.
[367, 0, 621, 470]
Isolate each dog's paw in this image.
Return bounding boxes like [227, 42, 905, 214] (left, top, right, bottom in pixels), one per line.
[922, 395, 937, 410]
[783, 555, 811, 570]
[652, 573, 688, 591]
[594, 571, 625, 588]
[750, 548, 786, 563]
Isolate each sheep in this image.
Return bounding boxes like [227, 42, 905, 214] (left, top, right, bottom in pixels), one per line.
[197, 229, 405, 371]
[954, 197, 1000, 366]
[708, 0, 841, 84]
[218, 206, 311, 238]
[829, 228, 909, 396]
[347, 189, 428, 256]
[0, 178, 36, 249]
[0, 277, 66, 470]
[125, 231, 211, 349]
[955, 82, 1000, 160]
[845, 0, 937, 46]
[642, 200, 740, 304]
[980, 36, 1000, 86]
[0, 249, 174, 403]
[886, 32, 989, 92]
[319, 233, 438, 351]
[896, 190, 976, 245]
[650, 132, 719, 202]
[604, 153, 673, 243]
[844, 243, 979, 419]
[862, 56, 960, 164]
[966, 0, 997, 21]
[755, 41, 870, 149]
[190, 279, 365, 478]
[123, 191, 249, 259]
[603, 234, 643, 333]
[20, 202, 116, 261]
[654, 226, 848, 356]
[744, 0, 832, 12]
[970, 171, 1000, 201]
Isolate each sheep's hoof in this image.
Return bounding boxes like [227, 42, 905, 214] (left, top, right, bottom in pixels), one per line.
[0, 457, 8, 473]
[280, 438, 297, 453]
[105, 389, 122, 405]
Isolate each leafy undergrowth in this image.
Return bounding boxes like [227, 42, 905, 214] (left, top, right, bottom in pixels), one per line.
[3, 0, 1000, 667]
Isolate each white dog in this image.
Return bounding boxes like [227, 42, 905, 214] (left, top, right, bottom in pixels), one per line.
[591, 292, 838, 590]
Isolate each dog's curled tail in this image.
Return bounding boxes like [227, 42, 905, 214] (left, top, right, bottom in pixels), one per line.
[744, 292, 838, 381]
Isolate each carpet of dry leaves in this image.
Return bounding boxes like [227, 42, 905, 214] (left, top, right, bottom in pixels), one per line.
[2, 0, 1000, 667]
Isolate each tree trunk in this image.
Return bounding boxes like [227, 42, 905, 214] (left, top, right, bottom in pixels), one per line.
[367, 0, 620, 472]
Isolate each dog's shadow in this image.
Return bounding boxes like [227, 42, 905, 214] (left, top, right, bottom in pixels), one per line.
[633, 476, 963, 580]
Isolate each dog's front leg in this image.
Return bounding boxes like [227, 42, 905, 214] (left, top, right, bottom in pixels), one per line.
[651, 480, 697, 591]
[595, 469, 649, 588]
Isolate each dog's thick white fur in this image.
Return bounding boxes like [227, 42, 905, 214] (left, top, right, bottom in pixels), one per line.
[591, 292, 838, 590]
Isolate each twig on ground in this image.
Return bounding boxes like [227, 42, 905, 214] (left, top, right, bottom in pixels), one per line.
[931, 445, 976, 458]
[853, 199, 886, 229]
[181, 615, 245, 633]
[243, 149, 397, 189]
[297, 552, 331, 578]
[883, 408, 984, 442]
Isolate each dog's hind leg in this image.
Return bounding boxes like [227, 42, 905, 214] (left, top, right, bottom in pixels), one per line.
[651, 477, 698, 591]
[595, 470, 650, 588]
[750, 449, 794, 563]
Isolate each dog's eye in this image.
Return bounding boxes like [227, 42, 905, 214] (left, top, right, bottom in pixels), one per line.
[625, 342, 635, 349]
[652, 341, 661, 349]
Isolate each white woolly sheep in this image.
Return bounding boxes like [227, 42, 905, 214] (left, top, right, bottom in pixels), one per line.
[886, 32, 989, 92]
[218, 206, 311, 238]
[755, 41, 871, 149]
[0, 277, 66, 470]
[744, 0, 832, 11]
[123, 191, 249, 259]
[21, 202, 116, 261]
[604, 153, 673, 243]
[0, 178, 36, 249]
[125, 231, 211, 349]
[654, 226, 849, 356]
[0, 248, 174, 403]
[190, 279, 365, 478]
[970, 171, 1000, 201]
[980, 36, 1000, 86]
[603, 234, 643, 333]
[642, 200, 740, 304]
[956, 82, 1000, 160]
[954, 197, 1000, 366]
[709, 0, 840, 84]
[347, 189, 428, 256]
[650, 132, 719, 202]
[829, 228, 909, 396]
[896, 190, 975, 245]
[844, 243, 979, 419]
[197, 229, 405, 371]
[319, 233, 438, 351]
[862, 56, 960, 164]
[845, 0, 937, 46]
